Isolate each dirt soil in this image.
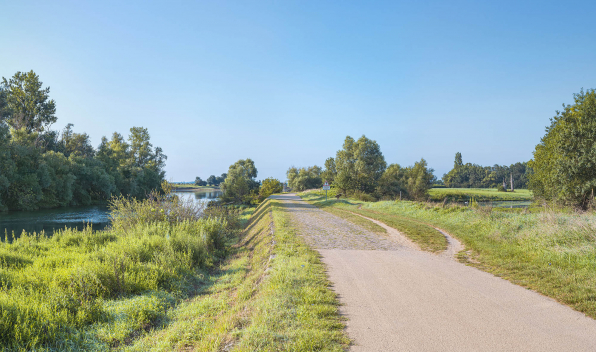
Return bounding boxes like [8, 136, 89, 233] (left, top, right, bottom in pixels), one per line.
[272, 194, 596, 352]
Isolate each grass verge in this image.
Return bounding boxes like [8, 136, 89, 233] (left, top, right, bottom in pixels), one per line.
[428, 188, 533, 202]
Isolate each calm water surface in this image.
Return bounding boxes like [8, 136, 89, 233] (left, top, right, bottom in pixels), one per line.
[0, 190, 222, 240]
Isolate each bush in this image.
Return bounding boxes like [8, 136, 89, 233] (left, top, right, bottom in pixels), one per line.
[497, 184, 507, 192]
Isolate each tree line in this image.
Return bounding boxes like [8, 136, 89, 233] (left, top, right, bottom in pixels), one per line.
[194, 173, 227, 187]
[442, 152, 530, 189]
[287, 135, 435, 201]
[0, 70, 166, 211]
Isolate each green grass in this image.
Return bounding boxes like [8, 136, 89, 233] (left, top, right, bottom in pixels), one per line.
[428, 188, 533, 202]
[123, 198, 349, 351]
[170, 184, 219, 191]
[0, 193, 249, 351]
[300, 191, 447, 253]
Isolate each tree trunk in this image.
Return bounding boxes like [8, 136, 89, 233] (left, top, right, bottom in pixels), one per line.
[510, 173, 514, 192]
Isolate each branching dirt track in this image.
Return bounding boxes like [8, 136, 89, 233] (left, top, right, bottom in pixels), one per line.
[272, 194, 596, 352]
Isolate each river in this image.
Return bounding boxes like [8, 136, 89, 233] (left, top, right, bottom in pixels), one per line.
[0, 190, 223, 240]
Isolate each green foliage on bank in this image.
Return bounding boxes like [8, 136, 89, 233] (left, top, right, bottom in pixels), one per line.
[0, 192, 243, 350]
[0, 71, 166, 211]
[442, 152, 530, 189]
[529, 89, 596, 208]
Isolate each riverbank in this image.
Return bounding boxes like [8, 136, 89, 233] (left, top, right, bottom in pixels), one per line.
[170, 184, 220, 192]
[299, 189, 596, 320]
[0, 196, 348, 350]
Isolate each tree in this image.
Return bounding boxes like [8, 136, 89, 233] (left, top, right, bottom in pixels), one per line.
[405, 158, 434, 200]
[216, 173, 227, 185]
[195, 177, 207, 186]
[529, 89, 596, 208]
[258, 177, 283, 202]
[60, 123, 95, 158]
[2, 71, 57, 133]
[207, 175, 217, 186]
[377, 164, 407, 199]
[334, 135, 386, 194]
[321, 157, 336, 184]
[286, 165, 322, 191]
[221, 159, 259, 204]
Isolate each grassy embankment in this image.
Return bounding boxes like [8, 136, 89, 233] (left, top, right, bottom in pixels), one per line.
[130, 198, 348, 351]
[428, 188, 533, 202]
[0, 196, 347, 351]
[302, 189, 596, 319]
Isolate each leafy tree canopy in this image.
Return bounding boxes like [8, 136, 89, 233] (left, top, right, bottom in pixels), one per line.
[529, 89, 596, 208]
[2, 71, 57, 133]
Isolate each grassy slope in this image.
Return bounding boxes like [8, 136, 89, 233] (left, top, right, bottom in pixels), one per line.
[300, 191, 447, 253]
[428, 188, 533, 202]
[129, 198, 348, 351]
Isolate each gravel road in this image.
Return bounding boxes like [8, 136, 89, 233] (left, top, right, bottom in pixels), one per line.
[272, 194, 596, 352]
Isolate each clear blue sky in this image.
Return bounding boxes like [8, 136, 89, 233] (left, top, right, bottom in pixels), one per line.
[2, 0, 595, 181]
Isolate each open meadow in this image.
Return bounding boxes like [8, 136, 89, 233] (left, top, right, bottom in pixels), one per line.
[428, 188, 533, 202]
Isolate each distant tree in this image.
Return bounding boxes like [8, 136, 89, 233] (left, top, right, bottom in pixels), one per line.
[286, 165, 322, 191]
[221, 159, 259, 204]
[195, 177, 207, 186]
[405, 158, 434, 200]
[529, 89, 596, 208]
[334, 135, 386, 194]
[377, 164, 407, 199]
[60, 123, 95, 158]
[216, 173, 227, 185]
[321, 157, 336, 184]
[2, 71, 57, 133]
[258, 177, 283, 202]
[207, 175, 217, 186]
[454, 152, 463, 168]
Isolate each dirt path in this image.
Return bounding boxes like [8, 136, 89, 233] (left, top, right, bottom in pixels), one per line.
[272, 194, 596, 352]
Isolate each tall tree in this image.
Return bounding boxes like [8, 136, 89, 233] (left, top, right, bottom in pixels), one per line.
[334, 135, 386, 194]
[221, 159, 259, 204]
[529, 89, 596, 208]
[321, 157, 336, 184]
[2, 71, 57, 133]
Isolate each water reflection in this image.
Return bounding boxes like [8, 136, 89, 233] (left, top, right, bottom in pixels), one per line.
[0, 190, 223, 240]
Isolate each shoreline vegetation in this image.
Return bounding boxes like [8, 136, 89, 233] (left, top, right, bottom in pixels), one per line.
[299, 189, 596, 320]
[169, 184, 221, 192]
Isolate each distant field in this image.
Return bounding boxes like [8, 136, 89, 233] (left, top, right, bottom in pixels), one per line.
[428, 188, 533, 202]
[171, 183, 219, 190]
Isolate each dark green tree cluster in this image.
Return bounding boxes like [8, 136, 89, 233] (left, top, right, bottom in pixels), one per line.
[195, 174, 226, 186]
[221, 159, 260, 204]
[322, 135, 435, 200]
[0, 70, 166, 211]
[442, 152, 530, 189]
[529, 89, 596, 208]
[286, 165, 323, 191]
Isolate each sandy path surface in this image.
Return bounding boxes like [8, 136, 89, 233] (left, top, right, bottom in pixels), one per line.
[272, 194, 596, 352]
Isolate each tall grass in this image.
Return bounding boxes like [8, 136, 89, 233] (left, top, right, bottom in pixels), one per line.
[0, 190, 242, 350]
[428, 188, 533, 202]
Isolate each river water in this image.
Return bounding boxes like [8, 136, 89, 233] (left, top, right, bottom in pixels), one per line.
[0, 190, 223, 240]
